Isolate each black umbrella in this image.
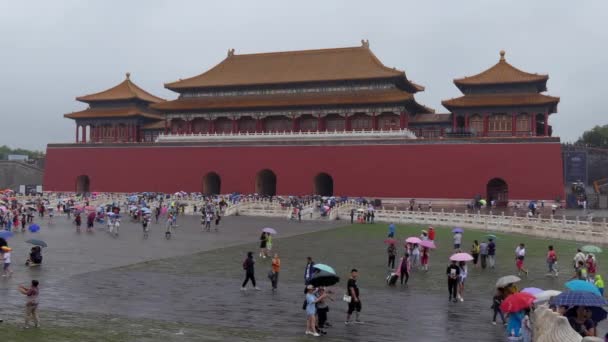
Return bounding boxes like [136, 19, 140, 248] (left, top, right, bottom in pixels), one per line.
[310, 270, 340, 287]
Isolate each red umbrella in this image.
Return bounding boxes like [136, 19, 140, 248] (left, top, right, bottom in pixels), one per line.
[384, 238, 397, 245]
[500, 292, 535, 313]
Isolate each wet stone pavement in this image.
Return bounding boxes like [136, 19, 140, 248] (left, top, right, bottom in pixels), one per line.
[0, 214, 575, 341]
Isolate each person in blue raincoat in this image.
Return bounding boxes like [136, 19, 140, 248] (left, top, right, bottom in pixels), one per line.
[388, 224, 395, 238]
[506, 310, 524, 340]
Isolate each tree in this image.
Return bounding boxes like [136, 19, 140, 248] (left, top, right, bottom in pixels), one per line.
[0, 145, 44, 160]
[576, 125, 608, 148]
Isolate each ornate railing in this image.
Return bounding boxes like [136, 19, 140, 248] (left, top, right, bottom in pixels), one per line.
[155, 128, 417, 142]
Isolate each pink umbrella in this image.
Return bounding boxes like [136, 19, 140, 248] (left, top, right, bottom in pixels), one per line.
[405, 237, 422, 244]
[450, 252, 473, 262]
[420, 240, 436, 249]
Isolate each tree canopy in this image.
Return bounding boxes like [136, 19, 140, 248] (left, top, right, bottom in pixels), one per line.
[576, 125, 608, 148]
[0, 145, 44, 160]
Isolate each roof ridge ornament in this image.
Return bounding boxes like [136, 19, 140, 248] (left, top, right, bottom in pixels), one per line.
[126, 72, 131, 80]
[227, 48, 235, 57]
[361, 39, 369, 48]
[499, 50, 506, 61]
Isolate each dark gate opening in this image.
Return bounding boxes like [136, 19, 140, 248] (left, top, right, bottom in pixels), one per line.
[314, 173, 334, 196]
[203, 172, 221, 195]
[255, 169, 277, 196]
[487, 178, 508, 206]
[76, 175, 90, 194]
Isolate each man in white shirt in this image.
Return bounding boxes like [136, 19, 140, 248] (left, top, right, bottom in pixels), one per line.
[573, 249, 586, 269]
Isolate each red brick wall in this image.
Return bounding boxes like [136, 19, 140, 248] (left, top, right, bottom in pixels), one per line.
[43, 142, 564, 200]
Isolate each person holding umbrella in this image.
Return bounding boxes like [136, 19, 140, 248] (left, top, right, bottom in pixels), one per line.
[568, 306, 597, 337]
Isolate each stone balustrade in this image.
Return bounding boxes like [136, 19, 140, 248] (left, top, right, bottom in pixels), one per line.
[155, 128, 417, 142]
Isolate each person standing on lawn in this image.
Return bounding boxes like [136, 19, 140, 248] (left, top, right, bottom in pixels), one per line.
[487, 238, 497, 269]
[387, 243, 397, 269]
[270, 253, 280, 291]
[479, 240, 489, 269]
[546, 245, 558, 277]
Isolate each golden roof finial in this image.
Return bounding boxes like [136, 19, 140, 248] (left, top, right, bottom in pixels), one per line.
[499, 50, 506, 61]
[126, 72, 131, 79]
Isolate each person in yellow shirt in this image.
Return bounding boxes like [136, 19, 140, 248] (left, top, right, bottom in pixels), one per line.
[595, 275, 604, 297]
[270, 253, 281, 291]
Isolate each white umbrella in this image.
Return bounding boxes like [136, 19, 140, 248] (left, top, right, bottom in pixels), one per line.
[534, 290, 562, 304]
[496, 275, 521, 288]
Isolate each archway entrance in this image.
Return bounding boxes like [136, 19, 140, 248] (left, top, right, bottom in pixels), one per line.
[202, 172, 221, 195]
[255, 169, 276, 196]
[76, 175, 90, 194]
[487, 178, 508, 206]
[314, 173, 333, 196]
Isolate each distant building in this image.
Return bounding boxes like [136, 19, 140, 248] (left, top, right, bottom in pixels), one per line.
[7, 154, 28, 161]
[45, 42, 564, 203]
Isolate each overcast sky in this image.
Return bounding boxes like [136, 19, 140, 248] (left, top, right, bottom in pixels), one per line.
[1, 0, 607, 150]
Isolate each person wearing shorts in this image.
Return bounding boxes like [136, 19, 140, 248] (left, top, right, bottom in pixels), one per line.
[19, 280, 40, 328]
[345, 269, 362, 324]
[515, 243, 528, 276]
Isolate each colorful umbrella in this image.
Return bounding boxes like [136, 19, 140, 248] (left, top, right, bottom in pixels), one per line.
[0, 231, 13, 239]
[581, 245, 603, 254]
[500, 292, 535, 313]
[521, 287, 543, 295]
[496, 275, 521, 288]
[405, 237, 422, 244]
[28, 224, 40, 233]
[420, 240, 436, 249]
[449, 252, 473, 262]
[534, 290, 562, 304]
[452, 228, 464, 234]
[384, 238, 397, 245]
[310, 270, 340, 287]
[26, 239, 47, 248]
[313, 264, 336, 275]
[262, 227, 277, 235]
[565, 280, 601, 296]
[550, 291, 608, 307]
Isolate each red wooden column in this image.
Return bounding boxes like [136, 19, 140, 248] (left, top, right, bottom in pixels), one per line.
[544, 111, 549, 136]
[75, 125, 80, 143]
[114, 125, 118, 142]
[209, 119, 215, 134]
[255, 118, 263, 132]
[452, 114, 457, 132]
[531, 113, 537, 136]
[511, 113, 517, 136]
[82, 125, 87, 143]
[344, 114, 351, 131]
[483, 114, 489, 137]
[232, 118, 238, 133]
[399, 112, 408, 129]
[164, 120, 169, 134]
[317, 115, 324, 131]
[371, 112, 378, 130]
[292, 116, 299, 131]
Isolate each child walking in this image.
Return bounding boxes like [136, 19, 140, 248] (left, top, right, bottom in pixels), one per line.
[2, 246, 12, 277]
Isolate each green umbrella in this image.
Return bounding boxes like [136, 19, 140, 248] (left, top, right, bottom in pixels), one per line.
[479, 199, 487, 205]
[581, 245, 602, 254]
[485, 234, 497, 240]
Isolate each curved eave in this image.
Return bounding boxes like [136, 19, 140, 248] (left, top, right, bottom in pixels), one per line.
[442, 94, 560, 113]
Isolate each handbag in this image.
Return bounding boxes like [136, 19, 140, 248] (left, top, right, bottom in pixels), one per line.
[342, 294, 352, 303]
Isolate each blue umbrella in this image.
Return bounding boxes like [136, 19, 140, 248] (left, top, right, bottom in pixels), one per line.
[565, 280, 601, 296]
[452, 228, 464, 233]
[28, 224, 40, 233]
[313, 263, 336, 275]
[0, 231, 13, 239]
[550, 290, 608, 307]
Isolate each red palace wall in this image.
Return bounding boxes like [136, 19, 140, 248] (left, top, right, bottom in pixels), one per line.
[43, 142, 564, 200]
